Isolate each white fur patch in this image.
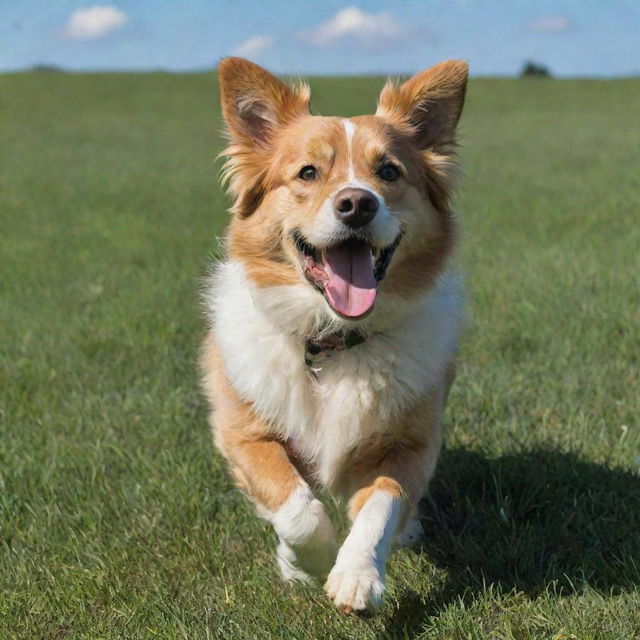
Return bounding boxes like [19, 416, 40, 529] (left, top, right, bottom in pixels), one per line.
[270, 485, 328, 546]
[325, 490, 401, 611]
[269, 485, 337, 581]
[276, 540, 315, 583]
[342, 118, 356, 181]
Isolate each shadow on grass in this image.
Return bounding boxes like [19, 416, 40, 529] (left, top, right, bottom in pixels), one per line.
[384, 448, 640, 637]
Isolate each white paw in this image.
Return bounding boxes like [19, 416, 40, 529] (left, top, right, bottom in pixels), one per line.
[324, 563, 385, 614]
[270, 486, 338, 582]
[276, 537, 337, 583]
[395, 516, 424, 548]
[276, 540, 314, 583]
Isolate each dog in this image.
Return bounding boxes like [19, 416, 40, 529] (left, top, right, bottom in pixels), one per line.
[200, 57, 467, 614]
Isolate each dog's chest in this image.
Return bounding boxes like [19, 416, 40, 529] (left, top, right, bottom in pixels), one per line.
[209, 260, 460, 483]
[218, 324, 435, 483]
[266, 343, 414, 481]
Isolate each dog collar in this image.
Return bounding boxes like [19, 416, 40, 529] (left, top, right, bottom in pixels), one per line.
[304, 329, 367, 367]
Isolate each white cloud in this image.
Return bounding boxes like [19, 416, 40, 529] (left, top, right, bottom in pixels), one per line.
[298, 7, 404, 50]
[529, 16, 570, 32]
[232, 35, 274, 58]
[62, 5, 128, 40]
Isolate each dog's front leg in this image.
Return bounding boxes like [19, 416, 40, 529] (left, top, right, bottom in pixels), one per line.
[325, 423, 442, 613]
[217, 430, 338, 583]
[203, 338, 337, 583]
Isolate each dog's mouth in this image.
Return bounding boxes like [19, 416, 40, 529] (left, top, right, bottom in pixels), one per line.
[293, 231, 401, 320]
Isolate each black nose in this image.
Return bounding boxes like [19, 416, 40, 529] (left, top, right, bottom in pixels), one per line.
[333, 187, 379, 229]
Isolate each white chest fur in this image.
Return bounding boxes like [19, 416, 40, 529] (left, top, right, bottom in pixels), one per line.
[205, 261, 461, 486]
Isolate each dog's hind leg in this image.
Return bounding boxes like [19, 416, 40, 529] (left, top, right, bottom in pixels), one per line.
[395, 514, 425, 548]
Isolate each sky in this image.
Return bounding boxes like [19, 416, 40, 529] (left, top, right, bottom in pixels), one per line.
[1, 0, 639, 76]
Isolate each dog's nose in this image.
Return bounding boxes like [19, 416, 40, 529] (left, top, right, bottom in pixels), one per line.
[333, 188, 378, 229]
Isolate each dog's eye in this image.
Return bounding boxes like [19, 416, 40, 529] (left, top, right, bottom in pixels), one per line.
[298, 165, 317, 181]
[378, 164, 400, 182]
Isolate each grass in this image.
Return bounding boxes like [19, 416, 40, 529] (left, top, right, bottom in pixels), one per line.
[1, 71, 639, 639]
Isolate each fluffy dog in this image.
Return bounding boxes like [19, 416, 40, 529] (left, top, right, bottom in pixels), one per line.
[201, 57, 468, 613]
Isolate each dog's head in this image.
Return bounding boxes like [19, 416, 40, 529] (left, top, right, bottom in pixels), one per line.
[218, 57, 467, 325]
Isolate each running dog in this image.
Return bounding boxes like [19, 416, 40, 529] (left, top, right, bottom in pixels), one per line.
[201, 57, 468, 613]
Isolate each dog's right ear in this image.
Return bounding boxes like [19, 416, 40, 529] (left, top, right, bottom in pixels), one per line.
[218, 57, 310, 150]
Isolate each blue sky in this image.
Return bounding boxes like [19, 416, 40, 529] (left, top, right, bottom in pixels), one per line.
[1, 0, 639, 76]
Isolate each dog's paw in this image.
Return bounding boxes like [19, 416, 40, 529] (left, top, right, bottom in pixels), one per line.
[277, 540, 314, 583]
[277, 537, 337, 584]
[395, 515, 424, 548]
[324, 563, 385, 614]
[270, 487, 338, 581]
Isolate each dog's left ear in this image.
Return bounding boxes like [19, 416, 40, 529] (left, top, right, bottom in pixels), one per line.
[218, 57, 310, 149]
[376, 60, 468, 150]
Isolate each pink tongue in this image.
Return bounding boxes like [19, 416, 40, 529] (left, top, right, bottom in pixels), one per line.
[321, 240, 377, 318]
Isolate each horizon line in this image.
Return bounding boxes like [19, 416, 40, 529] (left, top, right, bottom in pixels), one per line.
[3, 64, 640, 80]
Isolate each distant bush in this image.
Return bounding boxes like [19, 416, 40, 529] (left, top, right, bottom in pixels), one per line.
[31, 64, 65, 73]
[521, 61, 552, 78]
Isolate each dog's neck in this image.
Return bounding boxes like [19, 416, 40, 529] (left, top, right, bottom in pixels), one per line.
[304, 328, 368, 368]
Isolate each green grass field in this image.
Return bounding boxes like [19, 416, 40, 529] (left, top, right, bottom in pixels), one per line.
[1, 71, 640, 639]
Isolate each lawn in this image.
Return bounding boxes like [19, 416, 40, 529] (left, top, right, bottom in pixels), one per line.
[1, 71, 639, 639]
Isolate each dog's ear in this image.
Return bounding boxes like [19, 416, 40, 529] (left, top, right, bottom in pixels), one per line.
[376, 60, 468, 151]
[218, 57, 310, 149]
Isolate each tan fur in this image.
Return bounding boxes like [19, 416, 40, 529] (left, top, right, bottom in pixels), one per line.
[218, 59, 467, 299]
[200, 332, 301, 511]
[377, 60, 468, 155]
[226, 115, 351, 288]
[219, 57, 311, 218]
[348, 477, 404, 521]
[342, 381, 448, 527]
